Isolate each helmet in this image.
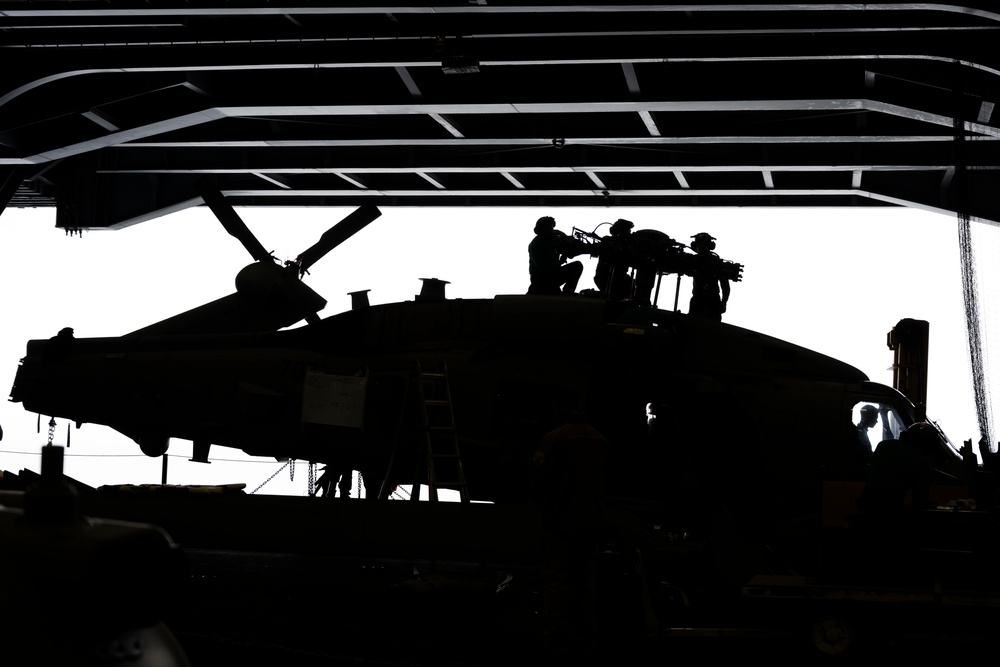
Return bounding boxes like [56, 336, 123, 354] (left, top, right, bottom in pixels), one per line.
[534, 216, 556, 234]
[610, 218, 634, 235]
[859, 404, 879, 427]
[691, 232, 716, 250]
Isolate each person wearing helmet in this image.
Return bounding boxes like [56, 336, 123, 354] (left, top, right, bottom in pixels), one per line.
[688, 232, 731, 320]
[528, 216, 585, 295]
[593, 218, 635, 300]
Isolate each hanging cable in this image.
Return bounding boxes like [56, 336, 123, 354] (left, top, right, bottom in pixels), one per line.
[958, 215, 993, 451]
[954, 88, 994, 454]
[251, 460, 291, 495]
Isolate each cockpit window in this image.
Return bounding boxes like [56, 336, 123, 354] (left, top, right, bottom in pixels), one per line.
[851, 401, 906, 455]
[843, 396, 962, 477]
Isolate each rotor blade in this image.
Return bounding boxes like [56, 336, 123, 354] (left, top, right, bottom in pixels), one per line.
[197, 181, 273, 263]
[297, 204, 382, 272]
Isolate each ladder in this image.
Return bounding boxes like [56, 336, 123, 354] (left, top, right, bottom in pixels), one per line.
[412, 361, 470, 503]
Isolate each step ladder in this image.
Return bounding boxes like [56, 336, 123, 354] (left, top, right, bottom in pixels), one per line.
[378, 361, 471, 503]
[412, 362, 470, 503]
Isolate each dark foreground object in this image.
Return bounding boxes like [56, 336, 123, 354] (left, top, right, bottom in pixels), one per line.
[3, 482, 1000, 665]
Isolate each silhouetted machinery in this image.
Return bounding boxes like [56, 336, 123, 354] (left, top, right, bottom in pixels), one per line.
[572, 225, 743, 307]
[7, 192, 1000, 656]
[0, 447, 188, 665]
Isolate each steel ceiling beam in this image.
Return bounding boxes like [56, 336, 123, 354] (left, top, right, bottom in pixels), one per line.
[3, 98, 992, 165]
[1, 1, 997, 226]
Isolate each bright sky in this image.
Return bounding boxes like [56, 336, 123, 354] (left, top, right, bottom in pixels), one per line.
[0, 204, 996, 497]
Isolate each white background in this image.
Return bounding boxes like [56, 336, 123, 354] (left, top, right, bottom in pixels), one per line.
[1, 204, 996, 497]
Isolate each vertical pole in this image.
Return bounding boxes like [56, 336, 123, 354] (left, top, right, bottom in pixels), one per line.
[161, 454, 168, 485]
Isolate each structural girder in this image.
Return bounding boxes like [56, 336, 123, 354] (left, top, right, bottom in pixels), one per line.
[1, 2, 998, 227]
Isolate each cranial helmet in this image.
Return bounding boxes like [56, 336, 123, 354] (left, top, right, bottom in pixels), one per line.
[610, 218, 634, 235]
[534, 216, 556, 234]
[859, 404, 879, 426]
[691, 232, 716, 250]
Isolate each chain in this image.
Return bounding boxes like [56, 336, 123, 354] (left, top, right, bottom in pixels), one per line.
[308, 462, 316, 496]
[46, 418, 56, 446]
[289, 459, 295, 481]
[251, 460, 290, 495]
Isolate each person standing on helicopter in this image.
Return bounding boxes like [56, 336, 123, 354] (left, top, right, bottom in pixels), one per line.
[593, 218, 635, 300]
[528, 216, 585, 295]
[688, 232, 731, 320]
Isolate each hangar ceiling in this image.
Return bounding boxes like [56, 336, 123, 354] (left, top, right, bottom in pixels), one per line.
[1, 2, 998, 229]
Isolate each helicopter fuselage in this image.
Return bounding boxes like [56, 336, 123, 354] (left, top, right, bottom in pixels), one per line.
[10, 294, 960, 509]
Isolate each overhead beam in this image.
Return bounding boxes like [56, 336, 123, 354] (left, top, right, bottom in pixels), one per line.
[3, 2, 998, 228]
[5, 98, 994, 167]
[97, 164, 981, 176]
[335, 173, 367, 189]
[979, 101, 995, 123]
[119, 135, 974, 149]
[638, 110, 661, 137]
[252, 172, 291, 189]
[429, 114, 465, 138]
[622, 63, 641, 97]
[417, 172, 446, 189]
[586, 172, 607, 189]
[395, 66, 423, 100]
[81, 109, 119, 132]
[217, 187, 869, 198]
[3, 4, 999, 21]
[5, 51, 999, 112]
[501, 172, 525, 189]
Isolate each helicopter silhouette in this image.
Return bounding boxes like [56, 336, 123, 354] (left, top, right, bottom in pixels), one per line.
[130, 184, 383, 338]
[11, 185, 381, 458]
[8, 192, 969, 575]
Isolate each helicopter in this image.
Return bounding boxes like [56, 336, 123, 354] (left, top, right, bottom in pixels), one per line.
[8, 191, 970, 575]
